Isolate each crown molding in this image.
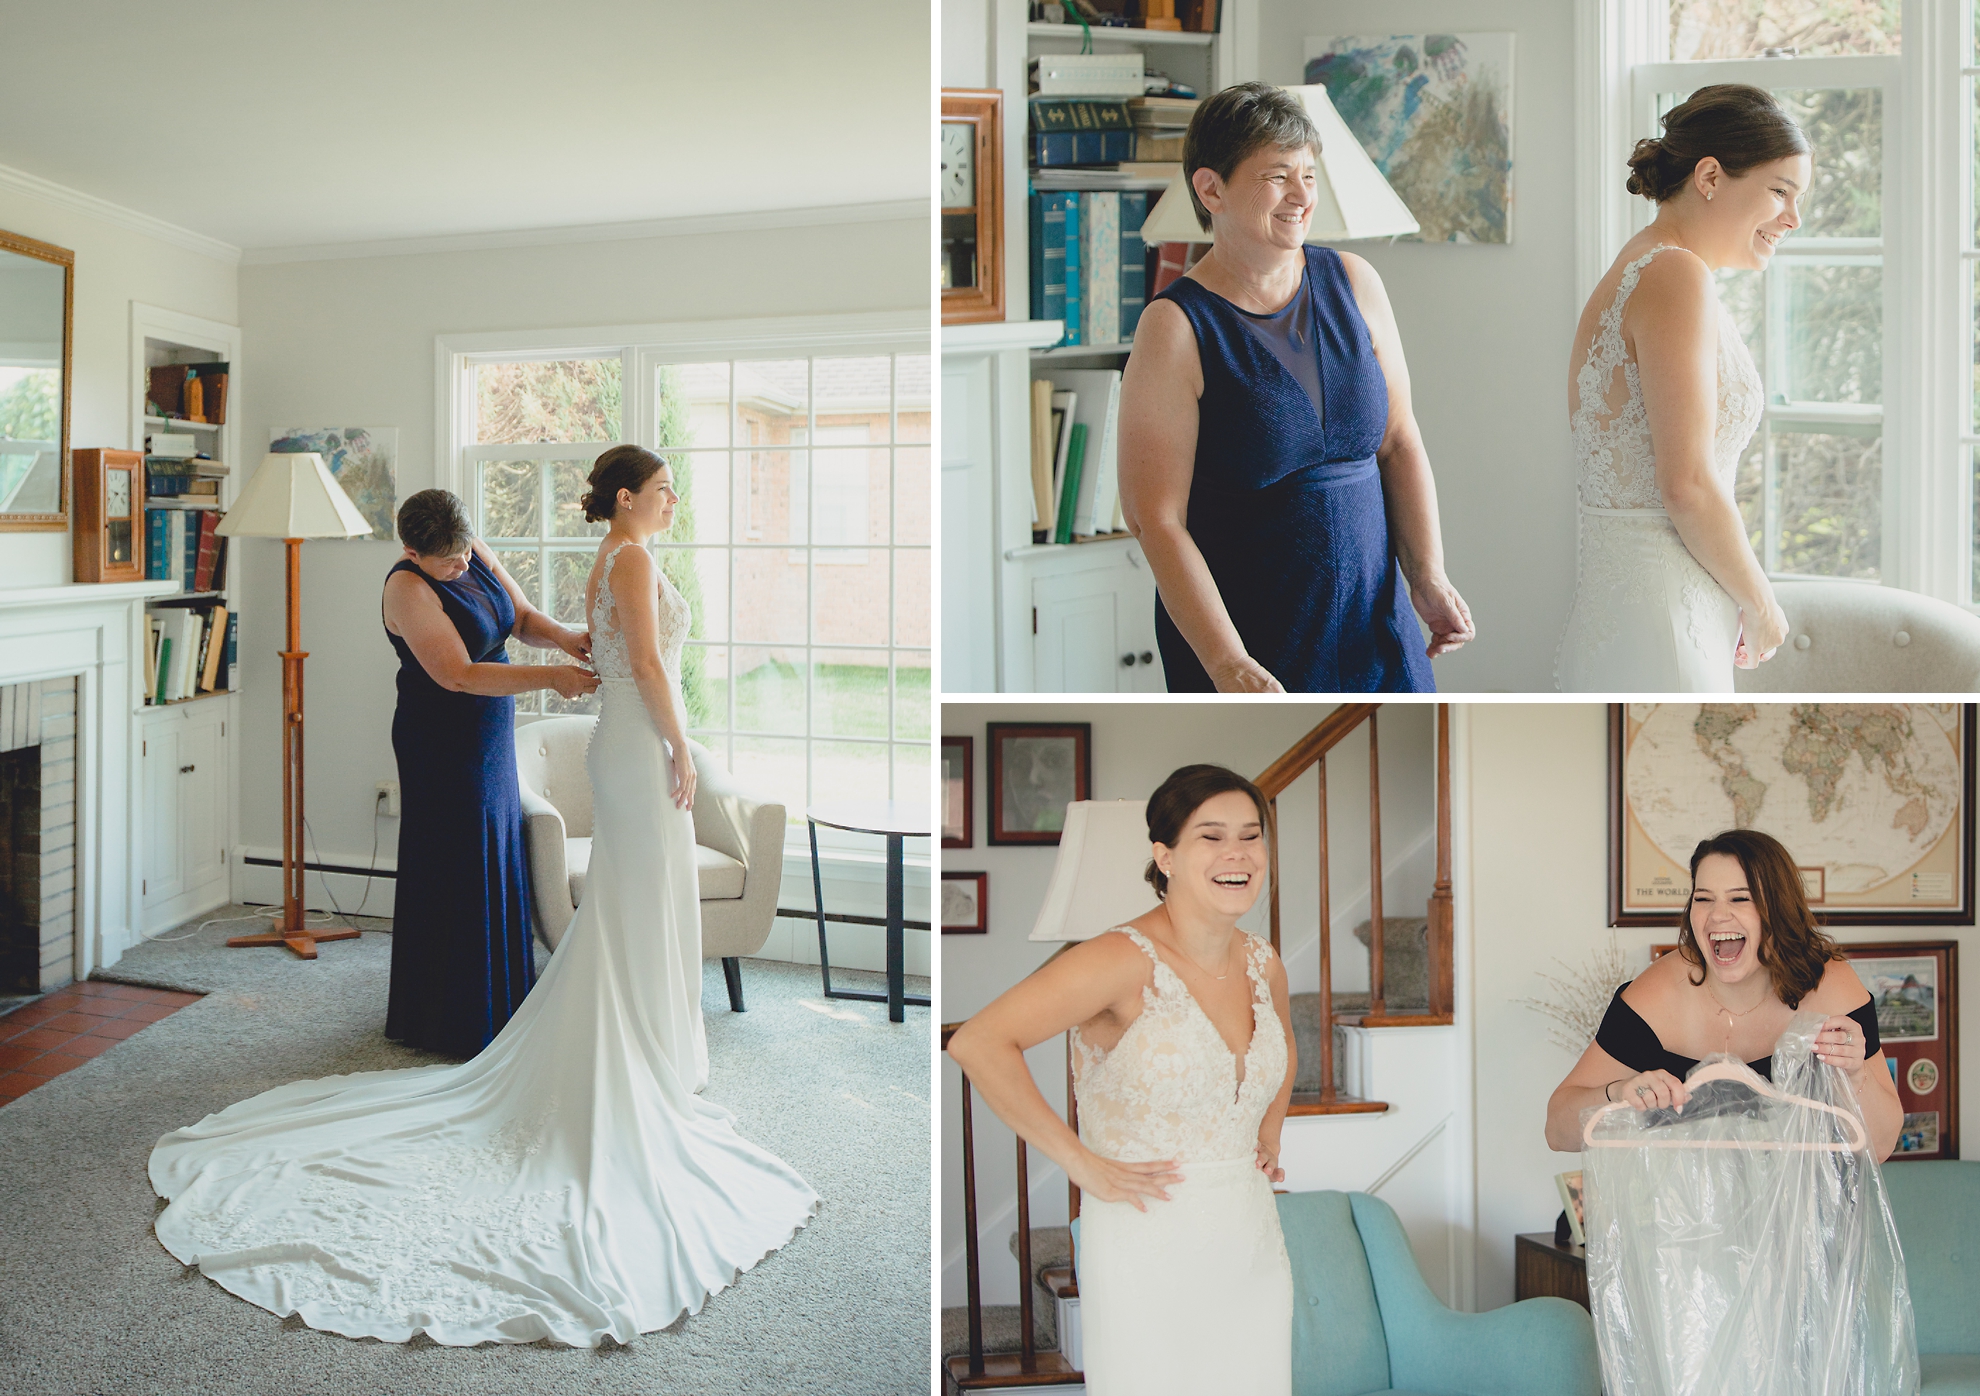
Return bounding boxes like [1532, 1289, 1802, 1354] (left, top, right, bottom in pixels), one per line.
[240, 198, 930, 266]
[0, 161, 242, 265]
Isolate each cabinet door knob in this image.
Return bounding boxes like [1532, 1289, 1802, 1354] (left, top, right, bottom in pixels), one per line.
[1139, 651, 1153, 664]
[179, 764, 195, 773]
[1120, 653, 1135, 667]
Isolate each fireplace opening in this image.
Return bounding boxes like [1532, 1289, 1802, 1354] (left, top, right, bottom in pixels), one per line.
[0, 743, 40, 995]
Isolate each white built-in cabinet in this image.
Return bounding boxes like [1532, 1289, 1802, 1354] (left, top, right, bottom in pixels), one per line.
[139, 696, 232, 932]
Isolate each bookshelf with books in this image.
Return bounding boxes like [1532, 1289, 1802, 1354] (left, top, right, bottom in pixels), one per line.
[130, 303, 242, 931]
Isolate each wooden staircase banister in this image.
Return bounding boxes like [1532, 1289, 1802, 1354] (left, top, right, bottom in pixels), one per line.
[1252, 702, 1380, 798]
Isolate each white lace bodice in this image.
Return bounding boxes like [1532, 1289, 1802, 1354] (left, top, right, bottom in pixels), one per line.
[1071, 928, 1287, 1165]
[1570, 244, 1763, 511]
[589, 541, 691, 680]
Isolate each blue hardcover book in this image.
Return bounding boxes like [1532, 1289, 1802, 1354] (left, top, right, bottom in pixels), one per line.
[183, 513, 202, 587]
[1119, 191, 1150, 340]
[1062, 193, 1082, 347]
[1029, 191, 1070, 328]
[146, 509, 168, 580]
[223, 609, 238, 688]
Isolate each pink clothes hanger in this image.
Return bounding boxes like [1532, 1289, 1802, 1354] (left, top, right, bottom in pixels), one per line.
[1582, 1058, 1868, 1154]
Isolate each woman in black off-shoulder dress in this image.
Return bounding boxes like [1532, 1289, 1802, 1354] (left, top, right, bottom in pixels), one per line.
[1543, 827, 1903, 1160]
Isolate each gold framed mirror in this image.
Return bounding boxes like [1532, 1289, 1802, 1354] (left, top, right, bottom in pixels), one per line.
[0, 228, 73, 531]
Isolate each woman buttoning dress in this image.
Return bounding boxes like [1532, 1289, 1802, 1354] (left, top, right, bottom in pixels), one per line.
[1556, 85, 1803, 692]
[379, 489, 598, 1056]
[1120, 82, 1472, 693]
[949, 766, 1296, 1394]
[149, 447, 817, 1346]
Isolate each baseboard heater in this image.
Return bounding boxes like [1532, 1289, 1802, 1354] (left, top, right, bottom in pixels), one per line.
[778, 908, 931, 931]
[243, 855, 395, 879]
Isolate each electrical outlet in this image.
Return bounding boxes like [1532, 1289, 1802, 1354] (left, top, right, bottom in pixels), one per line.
[376, 780, 400, 817]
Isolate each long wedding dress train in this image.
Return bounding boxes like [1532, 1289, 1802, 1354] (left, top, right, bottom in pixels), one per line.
[1555, 245, 1764, 692]
[148, 543, 817, 1346]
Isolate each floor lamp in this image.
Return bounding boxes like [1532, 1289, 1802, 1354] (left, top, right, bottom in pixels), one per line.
[216, 452, 373, 959]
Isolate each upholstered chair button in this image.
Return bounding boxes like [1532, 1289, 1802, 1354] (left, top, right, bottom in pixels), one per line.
[1794, 634, 1811, 650]
[1308, 1296, 1319, 1306]
[1894, 630, 1911, 647]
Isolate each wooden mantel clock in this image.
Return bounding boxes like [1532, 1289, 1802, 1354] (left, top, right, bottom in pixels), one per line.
[73, 447, 145, 582]
[941, 88, 1004, 325]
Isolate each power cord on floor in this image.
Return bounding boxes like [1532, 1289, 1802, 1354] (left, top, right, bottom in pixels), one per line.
[144, 793, 390, 943]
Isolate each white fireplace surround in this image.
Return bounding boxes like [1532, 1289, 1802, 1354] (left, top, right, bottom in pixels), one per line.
[0, 580, 178, 978]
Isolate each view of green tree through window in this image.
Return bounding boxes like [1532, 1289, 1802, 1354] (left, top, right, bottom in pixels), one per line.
[464, 347, 929, 839]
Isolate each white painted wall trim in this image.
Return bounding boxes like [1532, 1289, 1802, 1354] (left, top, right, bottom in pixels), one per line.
[0, 161, 242, 265]
[1447, 703, 1478, 1314]
[241, 200, 929, 266]
[1572, 0, 1664, 306]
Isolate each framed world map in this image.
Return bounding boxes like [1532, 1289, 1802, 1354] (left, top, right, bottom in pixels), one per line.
[1611, 704, 1975, 926]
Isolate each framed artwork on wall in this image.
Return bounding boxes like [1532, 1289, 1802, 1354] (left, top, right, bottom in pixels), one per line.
[1610, 705, 1975, 927]
[942, 735, 973, 849]
[942, 872, 989, 934]
[988, 721, 1092, 846]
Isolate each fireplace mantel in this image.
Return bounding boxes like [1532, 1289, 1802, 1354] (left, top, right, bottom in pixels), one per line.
[0, 579, 182, 977]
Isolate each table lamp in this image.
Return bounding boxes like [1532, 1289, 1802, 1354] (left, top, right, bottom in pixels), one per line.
[1136, 83, 1421, 246]
[216, 452, 372, 958]
[1028, 799, 1160, 943]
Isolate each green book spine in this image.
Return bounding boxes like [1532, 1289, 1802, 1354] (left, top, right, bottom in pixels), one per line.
[155, 636, 171, 704]
[1055, 424, 1087, 544]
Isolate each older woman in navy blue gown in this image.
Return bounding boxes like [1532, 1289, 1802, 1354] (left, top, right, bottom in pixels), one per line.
[1120, 82, 1473, 693]
[380, 489, 599, 1057]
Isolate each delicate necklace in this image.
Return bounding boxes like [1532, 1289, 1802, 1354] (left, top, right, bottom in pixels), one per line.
[1176, 934, 1235, 981]
[1705, 982, 1767, 1050]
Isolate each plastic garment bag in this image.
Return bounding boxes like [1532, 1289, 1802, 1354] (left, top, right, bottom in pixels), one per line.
[1582, 1012, 1919, 1396]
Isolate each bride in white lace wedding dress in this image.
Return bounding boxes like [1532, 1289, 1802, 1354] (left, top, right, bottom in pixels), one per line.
[149, 449, 817, 1347]
[1557, 84, 1807, 692]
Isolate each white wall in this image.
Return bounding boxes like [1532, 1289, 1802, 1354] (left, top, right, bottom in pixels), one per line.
[0, 187, 237, 587]
[1463, 703, 1980, 1311]
[939, 698, 1446, 1307]
[232, 215, 931, 950]
[943, 0, 992, 87]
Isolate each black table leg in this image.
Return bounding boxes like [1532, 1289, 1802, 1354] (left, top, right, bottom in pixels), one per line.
[810, 818, 834, 998]
[887, 832, 904, 1023]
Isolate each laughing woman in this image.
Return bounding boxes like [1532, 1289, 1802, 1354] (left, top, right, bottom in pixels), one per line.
[1119, 82, 1472, 693]
[947, 765, 1296, 1395]
[1545, 828, 1901, 1159]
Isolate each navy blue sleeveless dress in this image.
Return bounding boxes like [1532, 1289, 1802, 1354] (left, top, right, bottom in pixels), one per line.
[382, 552, 535, 1057]
[1154, 247, 1435, 693]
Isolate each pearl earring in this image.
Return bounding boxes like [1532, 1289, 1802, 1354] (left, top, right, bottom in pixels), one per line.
[1706, 191, 1713, 201]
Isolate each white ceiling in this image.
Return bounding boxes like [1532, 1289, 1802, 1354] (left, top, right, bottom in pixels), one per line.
[0, 0, 930, 254]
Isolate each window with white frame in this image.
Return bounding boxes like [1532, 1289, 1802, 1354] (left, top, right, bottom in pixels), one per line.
[1641, 3, 1899, 581]
[450, 328, 930, 842]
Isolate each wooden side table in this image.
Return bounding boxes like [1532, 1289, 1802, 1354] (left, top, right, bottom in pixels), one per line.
[1514, 1232, 1588, 1310]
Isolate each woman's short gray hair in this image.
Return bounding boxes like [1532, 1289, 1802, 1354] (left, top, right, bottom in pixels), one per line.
[397, 488, 473, 558]
[1183, 82, 1322, 232]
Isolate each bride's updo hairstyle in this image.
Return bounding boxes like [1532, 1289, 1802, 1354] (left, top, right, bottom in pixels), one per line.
[1625, 83, 1809, 202]
[1677, 827, 1842, 1007]
[580, 444, 667, 522]
[1143, 764, 1272, 899]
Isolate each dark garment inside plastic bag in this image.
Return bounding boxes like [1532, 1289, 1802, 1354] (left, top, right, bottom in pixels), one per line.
[1582, 1012, 1919, 1396]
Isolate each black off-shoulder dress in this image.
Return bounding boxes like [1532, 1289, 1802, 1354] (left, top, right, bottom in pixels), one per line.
[1595, 979, 1880, 1082]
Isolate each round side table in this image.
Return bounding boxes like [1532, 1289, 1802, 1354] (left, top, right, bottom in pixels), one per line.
[806, 800, 931, 1023]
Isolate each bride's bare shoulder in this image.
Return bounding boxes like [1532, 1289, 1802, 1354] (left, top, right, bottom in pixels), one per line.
[605, 542, 654, 587]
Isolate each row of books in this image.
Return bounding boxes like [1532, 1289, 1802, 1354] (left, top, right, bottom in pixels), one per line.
[1030, 97, 1199, 167]
[1029, 368, 1125, 543]
[145, 452, 227, 500]
[146, 361, 230, 426]
[146, 507, 229, 592]
[144, 602, 234, 704]
[1029, 189, 1153, 347]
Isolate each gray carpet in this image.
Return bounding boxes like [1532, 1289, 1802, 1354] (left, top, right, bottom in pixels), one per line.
[0, 905, 930, 1394]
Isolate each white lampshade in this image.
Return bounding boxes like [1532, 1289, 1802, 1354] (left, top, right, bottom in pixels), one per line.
[216, 453, 373, 540]
[1138, 83, 1420, 246]
[1029, 800, 1161, 943]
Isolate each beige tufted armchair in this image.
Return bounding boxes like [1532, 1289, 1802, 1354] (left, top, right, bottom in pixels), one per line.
[511, 715, 786, 1011]
[1734, 580, 1980, 693]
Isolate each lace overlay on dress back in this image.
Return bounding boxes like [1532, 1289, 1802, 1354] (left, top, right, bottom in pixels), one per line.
[1571, 244, 1763, 510]
[1071, 928, 1287, 1164]
[589, 542, 691, 680]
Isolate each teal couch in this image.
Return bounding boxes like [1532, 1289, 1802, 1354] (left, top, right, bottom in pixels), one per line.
[1280, 1191, 1600, 1396]
[1073, 1192, 1599, 1394]
[1886, 1160, 1980, 1394]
